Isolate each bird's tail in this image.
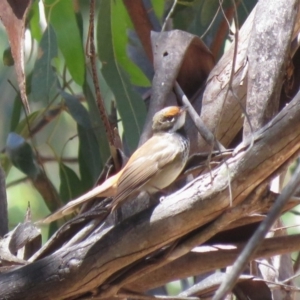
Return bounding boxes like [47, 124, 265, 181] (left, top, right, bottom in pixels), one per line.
[38, 173, 119, 224]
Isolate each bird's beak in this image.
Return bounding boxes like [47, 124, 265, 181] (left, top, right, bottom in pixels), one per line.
[180, 105, 189, 114]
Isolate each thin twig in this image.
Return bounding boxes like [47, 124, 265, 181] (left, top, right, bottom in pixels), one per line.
[213, 162, 300, 300]
[161, 0, 178, 32]
[6, 177, 29, 188]
[174, 82, 225, 151]
[87, 0, 115, 148]
[201, 1, 223, 39]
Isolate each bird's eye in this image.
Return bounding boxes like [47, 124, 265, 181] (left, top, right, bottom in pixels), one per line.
[165, 116, 175, 122]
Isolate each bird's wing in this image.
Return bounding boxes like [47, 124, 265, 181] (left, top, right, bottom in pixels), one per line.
[111, 134, 179, 208]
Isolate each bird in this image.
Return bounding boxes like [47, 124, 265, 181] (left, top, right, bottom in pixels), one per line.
[41, 106, 190, 223]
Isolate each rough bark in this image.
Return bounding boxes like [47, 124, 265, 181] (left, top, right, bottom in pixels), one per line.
[1, 87, 300, 299]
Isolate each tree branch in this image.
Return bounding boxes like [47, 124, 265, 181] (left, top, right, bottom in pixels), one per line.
[1, 85, 300, 299]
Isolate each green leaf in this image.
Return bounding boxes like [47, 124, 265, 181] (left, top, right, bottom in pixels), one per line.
[110, 1, 150, 87]
[62, 91, 104, 189]
[0, 153, 11, 175]
[83, 79, 110, 163]
[10, 72, 33, 131]
[152, 0, 165, 20]
[29, 0, 43, 42]
[97, 0, 147, 152]
[6, 133, 40, 178]
[3, 47, 14, 66]
[77, 125, 102, 190]
[59, 163, 82, 203]
[31, 25, 58, 103]
[10, 95, 23, 132]
[61, 91, 91, 128]
[200, 0, 220, 26]
[44, 0, 85, 85]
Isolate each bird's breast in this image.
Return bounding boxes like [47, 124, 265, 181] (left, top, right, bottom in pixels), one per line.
[144, 132, 189, 193]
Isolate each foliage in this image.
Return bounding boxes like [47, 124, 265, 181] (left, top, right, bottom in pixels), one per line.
[0, 0, 300, 299]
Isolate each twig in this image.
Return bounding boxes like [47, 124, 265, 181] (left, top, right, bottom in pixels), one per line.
[213, 162, 300, 300]
[174, 82, 225, 151]
[161, 0, 178, 32]
[87, 0, 115, 148]
[201, 1, 223, 39]
[6, 177, 29, 188]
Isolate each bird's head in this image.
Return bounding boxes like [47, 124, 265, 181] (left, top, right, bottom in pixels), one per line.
[152, 106, 187, 133]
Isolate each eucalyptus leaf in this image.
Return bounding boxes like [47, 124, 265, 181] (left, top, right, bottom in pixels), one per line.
[31, 25, 58, 103]
[29, 0, 42, 42]
[110, 0, 149, 86]
[11, 72, 33, 132]
[97, 0, 147, 152]
[83, 79, 110, 163]
[44, 0, 85, 85]
[6, 133, 40, 178]
[10, 95, 23, 132]
[77, 125, 102, 190]
[59, 163, 82, 203]
[62, 91, 103, 190]
[61, 91, 91, 129]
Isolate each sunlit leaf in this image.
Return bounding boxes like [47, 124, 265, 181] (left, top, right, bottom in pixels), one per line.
[29, 0, 42, 42]
[110, 0, 150, 87]
[44, 0, 85, 85]
[97, 0, 147, 152]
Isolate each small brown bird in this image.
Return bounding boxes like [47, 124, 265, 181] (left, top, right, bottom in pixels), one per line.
[42, 106, 189, 223]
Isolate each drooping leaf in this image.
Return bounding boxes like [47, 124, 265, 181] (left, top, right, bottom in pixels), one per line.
[44, 0, 85, 85]
[31, 25, 58, 103]
[10, 95, 24, 132]
[6, 133, 40, 178]
[10, 72, 34, 132]
[97, 0, 147, 152]
[29, 0, 42, 42]
[77, 125, 102, 191]
[0, 0, 32, 113]
[61, 91, 91, 129]
[83, 79, 110, 163]
[61, 91, 102, 189]
[127, 30, 154, 81]
[110, 0, 150, 87]
[59, 163, 82, 203]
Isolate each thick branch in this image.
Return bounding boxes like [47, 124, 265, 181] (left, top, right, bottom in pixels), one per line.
[127, 234, 300, 292]
[1, 87, 300, 299]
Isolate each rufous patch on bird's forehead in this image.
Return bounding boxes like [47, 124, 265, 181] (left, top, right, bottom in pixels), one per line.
[163, 106, 181, 117]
